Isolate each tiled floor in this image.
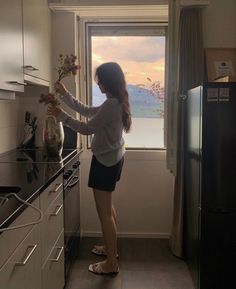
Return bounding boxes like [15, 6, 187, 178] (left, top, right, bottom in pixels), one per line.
[65, 237, 195, 289]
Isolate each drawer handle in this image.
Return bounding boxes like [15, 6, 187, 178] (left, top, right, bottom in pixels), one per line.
[24, 65, 39, 71]
[7, 81, 27, 86]
[49, 246, 64, 262]
[50, 183, 62, 193]
[15, 245, 37, 266]
[50, 204, 63, 216]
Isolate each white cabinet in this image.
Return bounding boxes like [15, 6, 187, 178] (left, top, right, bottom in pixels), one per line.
[42, 231, 64, 289]
[0, 198, 40, 269]
[0, 225, 41, 289]
[0, 0, 24, 93]
[23, 0, 51, 83]
[40, 173, 65, 289]
[41, 192, 64, 264]
[0, 0, 51, 95]
[0, 173, 65, 289]
[0, 199, 41, 289]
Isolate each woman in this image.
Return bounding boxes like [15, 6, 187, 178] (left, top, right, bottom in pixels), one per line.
[40, 62, 131, 275]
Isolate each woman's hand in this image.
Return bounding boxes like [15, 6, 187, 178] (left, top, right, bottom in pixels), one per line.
[55, 81, 67, 96]
[47, 105, 63, 118]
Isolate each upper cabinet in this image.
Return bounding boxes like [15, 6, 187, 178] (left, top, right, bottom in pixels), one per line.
[23, 0, 51, 84]
[0, 0, 51, 96]
[0, 0, 24, 93]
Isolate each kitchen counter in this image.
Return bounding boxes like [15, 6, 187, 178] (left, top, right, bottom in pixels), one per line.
[0, 148, 82, 231]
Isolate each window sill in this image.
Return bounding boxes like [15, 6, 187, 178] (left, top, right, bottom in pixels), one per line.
[80, 148, 166, 161]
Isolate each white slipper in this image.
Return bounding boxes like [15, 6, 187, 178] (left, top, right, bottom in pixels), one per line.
[88, 262, 119, 275]
[92, 245, 119, 258]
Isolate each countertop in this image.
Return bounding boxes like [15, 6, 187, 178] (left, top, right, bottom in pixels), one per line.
[0, 148, 83, 232]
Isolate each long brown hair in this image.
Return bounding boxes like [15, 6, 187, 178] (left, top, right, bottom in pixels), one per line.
[95, 62, 132, 133]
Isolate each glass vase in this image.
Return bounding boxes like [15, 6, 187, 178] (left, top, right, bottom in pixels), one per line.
[43, 115, 64, 157]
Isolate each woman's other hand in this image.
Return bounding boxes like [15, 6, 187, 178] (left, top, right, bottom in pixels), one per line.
[39, 93, 57, 105]
[47, 105, 63, 118]
[55, 81, 67, 96]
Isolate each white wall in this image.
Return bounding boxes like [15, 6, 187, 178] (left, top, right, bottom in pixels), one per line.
[0, 97, 21, 153]
[80, 150, 174, 238]
[0, 86, 48, 154]
[51, 11, 78, 118]
[202, 0, 236, 48]
[49, 0, 167, 5]
[16, 86, 49, 148]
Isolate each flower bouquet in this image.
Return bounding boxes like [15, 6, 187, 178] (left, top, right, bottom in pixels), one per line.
[40, 53, 80, 107]
[40, 53, 80, 157]
[57, 53, 81, 82]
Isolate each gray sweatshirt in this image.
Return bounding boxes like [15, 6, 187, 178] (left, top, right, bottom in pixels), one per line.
[57, 91, 125, 167]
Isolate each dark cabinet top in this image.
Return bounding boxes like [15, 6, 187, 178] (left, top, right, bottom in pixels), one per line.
[0, 148, 82, 232]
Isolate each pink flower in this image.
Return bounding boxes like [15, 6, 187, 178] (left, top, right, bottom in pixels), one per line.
[39, 53, 81, 108]
[57, 53, 81, 81]
[146, 78, 161, 98]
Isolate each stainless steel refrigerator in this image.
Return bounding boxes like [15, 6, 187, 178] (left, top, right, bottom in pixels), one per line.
[184, 82, 236, 289]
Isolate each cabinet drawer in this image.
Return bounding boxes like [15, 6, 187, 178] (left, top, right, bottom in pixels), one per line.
[41, 192, 63, 264]
[0, 198, 40, 268]
[42, 230, 65, 289]
[40, 174, 63, 213]
[0, 224, 41, 289]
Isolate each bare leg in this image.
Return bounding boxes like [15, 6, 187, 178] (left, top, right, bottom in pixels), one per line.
[93, 205, 117, 254]
[112, 205, 117, 226]
[92, 189, 118, 271]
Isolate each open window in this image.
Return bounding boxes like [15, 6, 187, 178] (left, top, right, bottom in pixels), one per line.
[85, 23, 167, 149]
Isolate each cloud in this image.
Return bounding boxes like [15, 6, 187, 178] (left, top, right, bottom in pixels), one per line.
[92, 36, 165, 86]
[121, 58, 165, 86]
[92, 36, 165, 63]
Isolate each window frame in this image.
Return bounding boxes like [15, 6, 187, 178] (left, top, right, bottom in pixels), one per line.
[75, 6, 168, 151]
[85, 22, 167, 150]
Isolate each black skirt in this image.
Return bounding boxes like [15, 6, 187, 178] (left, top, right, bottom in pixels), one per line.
[88, 155, 124, 192]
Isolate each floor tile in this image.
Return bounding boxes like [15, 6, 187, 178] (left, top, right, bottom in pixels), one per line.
[64, 237, 194, 289]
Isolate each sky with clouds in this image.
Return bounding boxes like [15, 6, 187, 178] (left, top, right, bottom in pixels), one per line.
[92, 36, 165, 87]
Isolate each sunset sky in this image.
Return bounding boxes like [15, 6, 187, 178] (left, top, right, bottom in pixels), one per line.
[92, 36, 165, 87]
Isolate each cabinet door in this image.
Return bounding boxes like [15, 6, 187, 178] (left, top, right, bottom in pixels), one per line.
[23, 0, 51, 81]
[0, 225, 41, 289]
[40, 173, 63, 213]
[0, 0, 24, 92]
[42, 230, 65, 289]
[41, 192, 64, 264]
[0, 198, 40, 268]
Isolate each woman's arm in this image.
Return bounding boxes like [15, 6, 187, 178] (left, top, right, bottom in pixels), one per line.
[55, 81, 100, 117]
[39, 85, 100, 117]
[49, 99, 117, 135]
[60, 91, 100, 118]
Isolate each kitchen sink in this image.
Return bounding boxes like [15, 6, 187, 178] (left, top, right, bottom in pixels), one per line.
[0, 186, 21, 194]
[0, 186, 21, 206]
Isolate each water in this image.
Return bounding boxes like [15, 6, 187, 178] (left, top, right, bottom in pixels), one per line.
[124, 117, 164, 149]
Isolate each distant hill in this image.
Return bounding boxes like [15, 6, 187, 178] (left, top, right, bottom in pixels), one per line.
[92, 84, 164, 118]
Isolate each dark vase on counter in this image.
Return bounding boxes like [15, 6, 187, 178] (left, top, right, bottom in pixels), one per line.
[43, 115, 64, 157]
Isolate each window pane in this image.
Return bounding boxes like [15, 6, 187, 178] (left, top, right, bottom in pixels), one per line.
[91, 34, 165, 149]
